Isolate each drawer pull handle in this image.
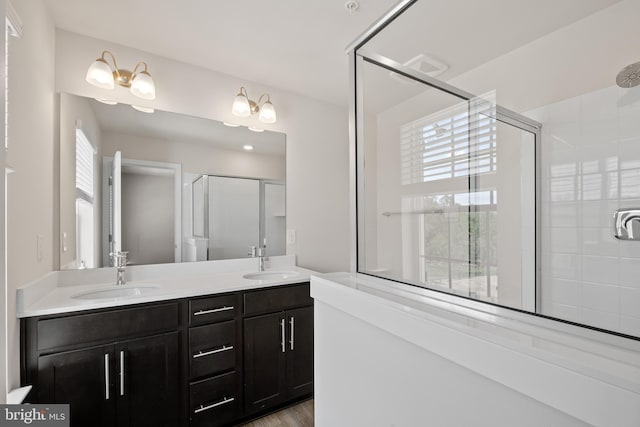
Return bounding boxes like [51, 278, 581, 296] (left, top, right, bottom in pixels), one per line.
[193, 306, 234, 316]
[280, 318, 285, 353]
[193, 345, 234, 359]
[119, 350, 125, 396]
[104, 353, 110, 400]
[289, 316, 295, 351]
[194, 397, 235, 414]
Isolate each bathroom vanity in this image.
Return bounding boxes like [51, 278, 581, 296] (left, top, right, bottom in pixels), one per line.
[18, 258, 314, 427]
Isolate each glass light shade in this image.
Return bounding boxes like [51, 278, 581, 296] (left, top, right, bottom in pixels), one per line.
[86, 59, 115, 90]
[232, 93, 251, 117]
[248, 127, 264, 133]
[130, 71, 156, 100]
[131, 105, 154, 113]
[259, 100, 277, 124]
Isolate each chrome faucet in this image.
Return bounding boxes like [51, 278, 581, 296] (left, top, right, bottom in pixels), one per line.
[110, 251, 128, 285]
[257, 245, 266, 272]
[248, 244, 267, 271]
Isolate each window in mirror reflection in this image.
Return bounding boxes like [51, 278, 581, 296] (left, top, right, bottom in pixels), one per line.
[75, 128, 97, 269]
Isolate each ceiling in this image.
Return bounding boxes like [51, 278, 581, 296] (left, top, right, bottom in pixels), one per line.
[43, 0, 622, 109]
[42, 0, 399, 107]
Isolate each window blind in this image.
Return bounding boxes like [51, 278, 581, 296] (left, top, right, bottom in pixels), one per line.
[400, 102, 497, 185]
[75, 128, 95, 202]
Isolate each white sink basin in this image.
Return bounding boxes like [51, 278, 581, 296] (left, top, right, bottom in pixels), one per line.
[243, 271, 301, 281]
[72, 285, 160, 300]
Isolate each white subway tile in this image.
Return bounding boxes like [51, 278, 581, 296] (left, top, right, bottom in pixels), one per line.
[581, 227, 618, 257]
[620, 287, 640, 317]
[581, 255, 619, 285]
[581, 282, 620, 312]
[619, 258, 640, 289]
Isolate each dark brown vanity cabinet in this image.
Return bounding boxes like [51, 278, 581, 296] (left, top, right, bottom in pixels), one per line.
[21, 283, 313, 427]
[243, 284, 314, 415]
[22, 303, 180, 427]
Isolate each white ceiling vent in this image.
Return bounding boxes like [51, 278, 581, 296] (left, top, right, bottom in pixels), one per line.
[390, 54, 449, 84]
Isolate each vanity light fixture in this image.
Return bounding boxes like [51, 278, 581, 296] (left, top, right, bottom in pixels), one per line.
[243, 145, 254, 151]
[86, 51, 156, 100]
[95, 98, 118, 105]
[131, 105, 155, 114]
[231, 87, 277, 124]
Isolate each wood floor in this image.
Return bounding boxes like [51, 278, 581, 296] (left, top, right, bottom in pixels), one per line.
[240, 400, 314, 427]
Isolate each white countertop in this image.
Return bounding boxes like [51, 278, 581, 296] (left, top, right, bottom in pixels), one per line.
[17, 255, 315, 318]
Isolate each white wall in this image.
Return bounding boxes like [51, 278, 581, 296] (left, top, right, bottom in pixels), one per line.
[314, 301, 588, 427]
[54, 29, 350, 274]
[5, 0, 56, 391]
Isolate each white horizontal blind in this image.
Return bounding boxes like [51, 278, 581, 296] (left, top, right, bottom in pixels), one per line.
[75, 128, 95, 202]
[401, 102, 497, 185]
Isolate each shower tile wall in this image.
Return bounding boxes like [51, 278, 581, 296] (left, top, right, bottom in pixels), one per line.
[528, 85, 640, 336]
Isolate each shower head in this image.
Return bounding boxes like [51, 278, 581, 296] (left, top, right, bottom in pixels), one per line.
[616, 61, 640, 88]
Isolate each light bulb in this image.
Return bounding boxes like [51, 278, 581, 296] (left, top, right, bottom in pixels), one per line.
[86, 58, 115, 90]
[232, 92, 251, 117]
[243, 145, 254, 151]
[258, 100, 276, 124]
[130, 70, 156, 100]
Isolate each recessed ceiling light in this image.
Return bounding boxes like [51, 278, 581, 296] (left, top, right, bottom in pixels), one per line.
[243, 145, 254, 151]
[95, 98, 117, 105]
[131, 105, 154, 113]
[223, 122, 240, 127]
[248, 127, 264, 133]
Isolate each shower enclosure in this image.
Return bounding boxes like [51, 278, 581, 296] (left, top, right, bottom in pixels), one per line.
[351, 0, 640, 340]
[190, 174, 285, 261]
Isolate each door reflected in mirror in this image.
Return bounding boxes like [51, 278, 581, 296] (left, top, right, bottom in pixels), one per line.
[59, 93, 286, 269]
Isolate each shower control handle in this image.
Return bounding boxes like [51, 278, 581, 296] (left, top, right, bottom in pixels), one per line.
[614, 208, 640, 240]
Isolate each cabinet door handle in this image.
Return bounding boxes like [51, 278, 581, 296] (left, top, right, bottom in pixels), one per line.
[289, 316, 295, 351]
[119, 350, 125, 397]
[193, 345, 234, 359]
[193, 306, 234, 316]
[280, 318, 285, 353]
[194, 397, 235, 414]
[104, 353, 110, 400]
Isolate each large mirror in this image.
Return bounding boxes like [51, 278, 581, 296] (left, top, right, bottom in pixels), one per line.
[59, 93, 286, 269]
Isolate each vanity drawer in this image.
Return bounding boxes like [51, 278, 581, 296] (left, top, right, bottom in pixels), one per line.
[190, 371, 237, 427]
[189, 320, 236, 379]
[37, 303, 179, 350]
[243, 283, 312, 316]
[189, 293, 239, 326]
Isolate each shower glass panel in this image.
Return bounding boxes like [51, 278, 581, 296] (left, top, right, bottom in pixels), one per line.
[353, 0, 640, 338]
[357, 58, 536, 311]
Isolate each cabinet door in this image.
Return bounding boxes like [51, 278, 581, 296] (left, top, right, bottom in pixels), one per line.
[243, 312, 286, 414]
[115, 332, 179, 427]
[38, 344, 115, 427]
[285, 306, 314, 399]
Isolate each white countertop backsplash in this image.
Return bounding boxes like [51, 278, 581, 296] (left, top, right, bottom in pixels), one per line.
[17, 255, 315, 318]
